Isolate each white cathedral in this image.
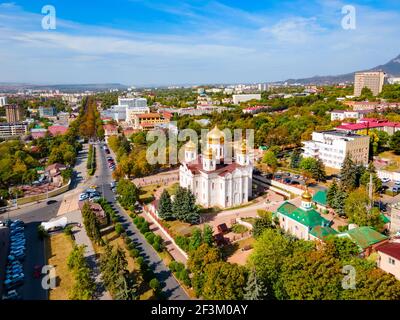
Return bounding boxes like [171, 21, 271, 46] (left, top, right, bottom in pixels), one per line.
[179, 126, 253, 209]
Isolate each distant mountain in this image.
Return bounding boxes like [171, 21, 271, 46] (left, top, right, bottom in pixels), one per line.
[284, 53, 400, 85]
[0, 83, 128, 93]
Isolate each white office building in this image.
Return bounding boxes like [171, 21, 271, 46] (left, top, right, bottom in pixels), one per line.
[302, 131, 370, 169]
[232, 94, 261, 105]
[330, 109, 373, 121]
[118, 97, 147, 108]
[0, 96, 7, 107]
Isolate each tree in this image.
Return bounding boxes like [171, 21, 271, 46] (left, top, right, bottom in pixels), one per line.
[202, 224, 214, 247]
[299, 157, 326, 182]
[390, 131, 400, 155]
[340, 154, 358, 191]
[116, 179, 139, 209]
[248, 229, 293, 297]
[158, 189, 174, 220]
[201, 262, 247, 300]
[360, 162, 382, 193]
[172, 187, 200, 224]
[325, 236, 359, 262]
[244, 269, 268, 300]
[327, 179, 339, 207]
[149, 278, 160, 292]
[344, 188, 383, 229]
[279, 248, 342, 300]
[262, 150, 278, 173]
[81, 202, 102, 244]
[252, 211, 274, 238]
[189, 228, 203, 252]
[290, 149, 302, 169]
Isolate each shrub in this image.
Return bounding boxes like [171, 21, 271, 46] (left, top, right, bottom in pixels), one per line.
[129, 248, 140, 258]
[114, 223, 124, 235]
[153, 242, 161, 252]
[136, 256, 144, 266]
[175, 262, 185, 273]
[127, 243, 136, 251]
[169, 261, 178, 272]
[179, 269, 191, 287]
[154, 235, 162, 245]
[139, 222, 149, 233]
[145, 232, 155, 245]
[175, 235, 190, 252]
[112, 216, 119, 223]
[149, 278, 160, 292]
[125, 237, 132, 245]
[143, 269, 155, 282]
[64, 225, 73, 237]
[231, 224, 248, 234]
[133, 217, 140, 225]
[37, 225, 48, 240]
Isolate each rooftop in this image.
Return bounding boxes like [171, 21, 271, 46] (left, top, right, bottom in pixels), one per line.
[376, 241, 400, 260]
[339, 226, 388, 250]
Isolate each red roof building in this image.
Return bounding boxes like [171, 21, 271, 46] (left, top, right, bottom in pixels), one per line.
[377, 241, 400, 280]
[336, 118, 400, 136]
[48, 125, 68, 136]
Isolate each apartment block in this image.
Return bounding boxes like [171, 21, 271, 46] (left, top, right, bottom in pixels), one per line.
[354, 71, 385, 97]
[232, 94, 261, 105]
[0, 122, 28, 138]
[5, 105, 23, 123]
[302, 130, 370, 169]
[0, 96, 7, 107]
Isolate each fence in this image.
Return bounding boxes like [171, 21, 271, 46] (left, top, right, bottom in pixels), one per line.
[143, 205, 189, 260]
[16, 180, 71, 206]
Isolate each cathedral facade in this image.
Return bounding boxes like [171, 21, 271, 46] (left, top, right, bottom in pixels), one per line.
[179, 126, 253, 208]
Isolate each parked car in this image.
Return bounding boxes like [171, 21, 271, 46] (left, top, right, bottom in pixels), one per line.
[393, 186, 400, 193]
[394, 180, 400, 186]
[79, 193, 89, 201]
[2, 290, 20, 300]
[283, 178, 291, 184]
[381, 177, 391, 183]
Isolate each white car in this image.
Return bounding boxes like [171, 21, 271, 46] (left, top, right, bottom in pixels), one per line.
[395, 180, 400, 186]
[79, 193, 89, 201]
[381, 177, 391, 183]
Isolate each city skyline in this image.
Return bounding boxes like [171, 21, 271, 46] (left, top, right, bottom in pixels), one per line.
[1, 0, 400, 85]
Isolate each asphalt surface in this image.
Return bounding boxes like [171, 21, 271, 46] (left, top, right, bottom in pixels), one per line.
[96, 143, 189, 300]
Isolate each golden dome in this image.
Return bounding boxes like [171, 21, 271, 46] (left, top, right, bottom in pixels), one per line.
[203, 147, 214, 159]
[207, 125, 224, 144]
[239, 140, 247, 154]
[302, 189, 312, 201]
[185, 140, 196, 151]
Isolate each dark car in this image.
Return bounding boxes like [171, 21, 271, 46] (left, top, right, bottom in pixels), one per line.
[283, 178, 291, 184]
[46, 200, 58, 205]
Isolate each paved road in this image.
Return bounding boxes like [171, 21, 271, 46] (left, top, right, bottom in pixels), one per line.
[99, 143, 189, 300]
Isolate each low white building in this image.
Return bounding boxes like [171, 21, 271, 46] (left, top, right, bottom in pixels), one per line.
[232, 94, 261, 105]
[0, 96, 7, 107]
[118, 97, 147, 108]
[302, 130, 370, 169]
[330, 109, 373, 121]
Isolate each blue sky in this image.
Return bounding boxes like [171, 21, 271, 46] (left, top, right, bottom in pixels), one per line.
[0, 0, 399, 85]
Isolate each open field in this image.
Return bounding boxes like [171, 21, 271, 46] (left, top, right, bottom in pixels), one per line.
[45, 233, 75, 300]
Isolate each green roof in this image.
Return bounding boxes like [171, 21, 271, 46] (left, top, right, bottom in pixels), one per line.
[380, 214, 391, 224]
[339, 226, 388, 250]
[310, 226, 338, 240]
[277, 201, 330, 229]
[312, 190, 327, 206]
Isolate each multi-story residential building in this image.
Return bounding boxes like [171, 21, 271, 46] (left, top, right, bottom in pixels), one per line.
[100, 105, 126, 122]
[39, 106, 57, 118]
[0, 122, 28, 138]
[5, 104, 23, 123]
[336, 118, 400, 136]
[126, 106, 150, 125]
[354, 71, 385, 97]
[330, 109, 373, 121]
[131, 113, 169, 131]
[0, 96, 7, 107]
[302, 130, 370, 169]
[232, 94, 261, 105]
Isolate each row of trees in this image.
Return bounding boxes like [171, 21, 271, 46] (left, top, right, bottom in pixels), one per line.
[87, 144, 96, 176]
[67, 245, 96, 300]
[158, 187, 200, 224]
[82, 202, 102, 245]
[248, 227, 400, 300]
[100, 244, 137, 300]
[78, 97, 104, 140]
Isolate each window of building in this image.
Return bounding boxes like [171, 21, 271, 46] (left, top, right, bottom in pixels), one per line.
[389, 257, 396, 265]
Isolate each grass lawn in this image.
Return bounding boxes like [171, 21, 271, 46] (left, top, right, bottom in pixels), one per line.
[45, 233, 75, 300]
[161, 220, 196, 237]
[139, 184, 157, 203]
[379, 151, 400, 172]
[222, 237, 255, 259]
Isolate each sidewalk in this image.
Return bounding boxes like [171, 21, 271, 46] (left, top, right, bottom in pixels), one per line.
[65, 210, 112, 300]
